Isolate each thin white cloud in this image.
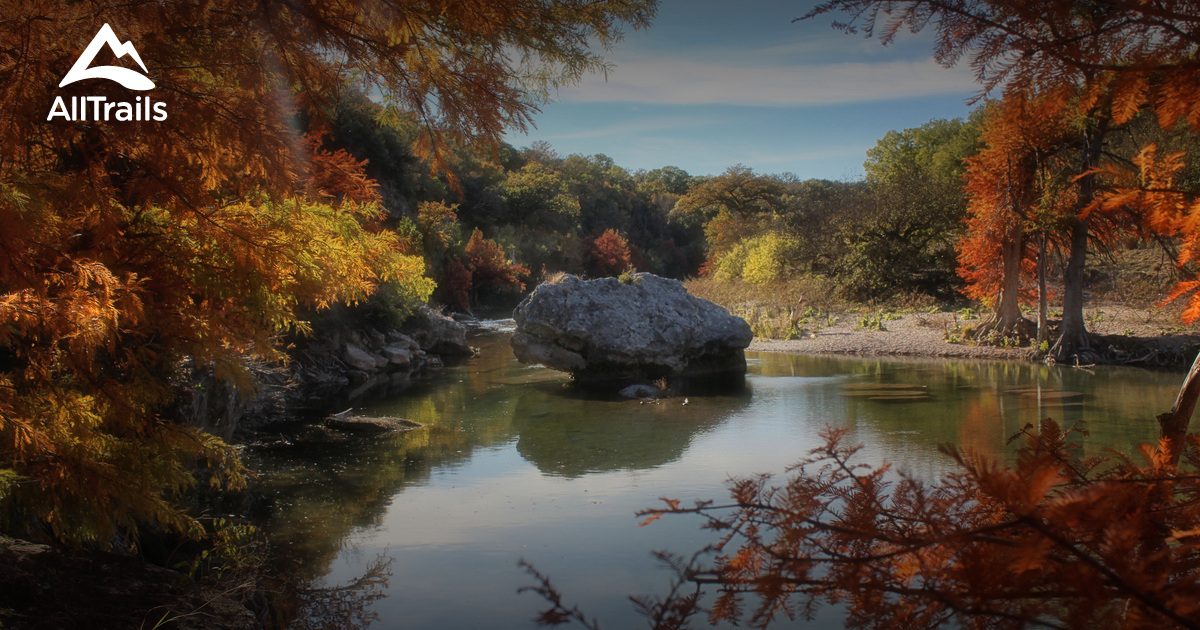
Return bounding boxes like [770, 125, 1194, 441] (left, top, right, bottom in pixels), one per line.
[557, 55, 979, 107]
[519, 113, 727, 142]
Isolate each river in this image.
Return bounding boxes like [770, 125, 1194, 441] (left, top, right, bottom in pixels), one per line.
[249, 322, 1185, 629]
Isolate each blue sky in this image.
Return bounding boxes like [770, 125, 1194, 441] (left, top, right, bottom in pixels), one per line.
[503, 0, 982, 181]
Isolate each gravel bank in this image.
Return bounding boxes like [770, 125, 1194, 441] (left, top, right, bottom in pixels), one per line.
[747, 306, 1200, 363]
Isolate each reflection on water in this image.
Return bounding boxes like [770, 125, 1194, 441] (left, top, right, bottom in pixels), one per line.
[251, 329, 1185, 629]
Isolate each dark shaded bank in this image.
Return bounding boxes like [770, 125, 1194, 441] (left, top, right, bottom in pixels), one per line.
[0, 308, 476, 630]
[182, 305, 474, 442]
[0, 537, 257, 630]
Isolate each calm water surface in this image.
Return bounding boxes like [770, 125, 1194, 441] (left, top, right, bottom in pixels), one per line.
[252, 323, 1184, 629]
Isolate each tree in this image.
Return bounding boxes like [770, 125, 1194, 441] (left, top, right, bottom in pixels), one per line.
[842, 116, 982, 300]
[464, 229, 530, 301]
[958, 96, 1075, 342]
[674, 166, 786, 262]
[585, 229, 635, 277]
[499, 163, 583, 235]
[0, 0, 655, 547]
[803, 0, 1176, 360]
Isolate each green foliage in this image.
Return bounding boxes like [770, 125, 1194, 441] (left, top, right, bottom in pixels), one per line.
[176, 517, 266, 586]
[856, 311, 888, 331]
[835, 116, 984, 301]
[0, 469, 18, 503]
[499, 163, 581, 234]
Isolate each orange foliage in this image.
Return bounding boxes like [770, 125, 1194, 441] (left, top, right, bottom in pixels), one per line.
[0, 0, 651, 546]
[303, 129, 382, 205]
[1093, 145, 1200, 322]
[632, 421, 1200, 629]
[585, 229, 634, 277]
[958, 96, 1070, 306]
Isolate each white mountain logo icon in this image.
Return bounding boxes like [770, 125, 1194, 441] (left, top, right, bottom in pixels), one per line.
[59, 23, 154, 91]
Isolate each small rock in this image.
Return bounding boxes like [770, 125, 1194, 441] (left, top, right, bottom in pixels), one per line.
[382, 345, 413, 367]
[388, 332, 420, 351]
[325, 413, 422, 434]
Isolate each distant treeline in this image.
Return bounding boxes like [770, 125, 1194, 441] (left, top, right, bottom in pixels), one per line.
[324, 93, 986, 308]
[326, 91, 1200, 319]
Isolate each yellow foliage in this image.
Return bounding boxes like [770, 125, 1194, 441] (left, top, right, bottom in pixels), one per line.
[712, 233, 791, 285]
[741, 233, 790, 285]
[0, 0, 646, 547]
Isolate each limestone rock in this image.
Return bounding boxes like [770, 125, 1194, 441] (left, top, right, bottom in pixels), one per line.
[386, 331, 420, 352]
[404, 305, 472, 357]
[343, 343, 379, 372]
[325, 410, 422, 434]
[511, 273, 752, 382]
[382, 345, 413, 367]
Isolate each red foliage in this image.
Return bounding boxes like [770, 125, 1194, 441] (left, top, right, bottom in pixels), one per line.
[303, 129, 382, 206]
[440, 258, 473, 311]
[464, 229, 529, 294]
[584, 229, 633, 277]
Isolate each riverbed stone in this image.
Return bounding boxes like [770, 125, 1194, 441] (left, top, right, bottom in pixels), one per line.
[325, 413, 422, 434]
[405, 305, 472, 357]
[382, 345, 413, 367]
[511, 273, 752, 382]
[343, 343, 379, 372]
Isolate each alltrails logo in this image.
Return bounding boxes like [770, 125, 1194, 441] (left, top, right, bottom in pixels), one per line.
[47, 23, 167, 122]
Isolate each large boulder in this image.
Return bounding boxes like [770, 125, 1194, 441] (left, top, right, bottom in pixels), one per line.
[511, 273, 752, 382]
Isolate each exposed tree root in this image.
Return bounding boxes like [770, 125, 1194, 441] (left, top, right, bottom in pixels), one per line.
[972, 314, 1037, 347]
[1048, 330, 1099, 366]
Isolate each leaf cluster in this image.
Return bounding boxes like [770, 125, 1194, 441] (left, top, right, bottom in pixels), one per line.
[639, 421, 1200, 629]
[0, 0, 649, 547]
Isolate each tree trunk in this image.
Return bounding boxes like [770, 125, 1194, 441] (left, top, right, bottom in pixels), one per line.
[1049, 118, 1108, 364]
[1159, 351, 1200, 467]
[1037, 234, 1049, 345]
[976, 219, 1033, 341]
[1051, 215, 1091, 361]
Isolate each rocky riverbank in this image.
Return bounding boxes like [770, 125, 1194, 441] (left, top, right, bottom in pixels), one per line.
[180, 305, 473, 440]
